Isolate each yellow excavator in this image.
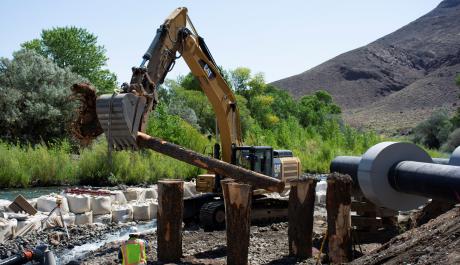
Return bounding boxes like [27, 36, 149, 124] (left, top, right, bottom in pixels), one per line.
[95, 7, 301, 229]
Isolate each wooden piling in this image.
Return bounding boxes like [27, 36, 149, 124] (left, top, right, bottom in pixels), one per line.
[288, 177, 317, 258]
[326, 173, 353, 263]
[222, 181, 252, 265]
[137, 132, 284, 193]
[157, 179, 184, 263]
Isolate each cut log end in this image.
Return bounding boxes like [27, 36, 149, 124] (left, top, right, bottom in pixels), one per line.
[157, 180, 184, 263]
[288, 178, 317, 258]
[327, 173, 353, 263]
[222, 181, 252, 265]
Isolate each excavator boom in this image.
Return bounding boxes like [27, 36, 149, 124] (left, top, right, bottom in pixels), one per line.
[95, 7, 242, 162]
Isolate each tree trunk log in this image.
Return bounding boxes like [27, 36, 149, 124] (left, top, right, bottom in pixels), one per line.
[137, 132, 284, 192]
[327, 173, 353, 263]
[288, 177, 317, 258]
[157, 179, 183, 263]
[222, 181, 252, 265]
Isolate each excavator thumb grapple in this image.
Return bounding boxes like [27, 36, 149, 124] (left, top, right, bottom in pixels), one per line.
[96, 93, 146, 150]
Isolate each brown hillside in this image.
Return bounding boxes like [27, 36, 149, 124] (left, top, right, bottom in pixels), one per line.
[272, 0, 460, 133]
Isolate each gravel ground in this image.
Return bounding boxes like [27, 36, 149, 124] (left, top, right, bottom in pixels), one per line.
[0, 204, 386, 264]
[79, 222, 324, 265]
[78, 206, 334, 265]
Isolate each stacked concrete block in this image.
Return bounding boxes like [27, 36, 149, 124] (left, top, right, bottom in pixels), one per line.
[36, 194, 69, 213]
[112, 205, 133, 223]
[66, 194, 91, 214]
[75, 211, 93, 225]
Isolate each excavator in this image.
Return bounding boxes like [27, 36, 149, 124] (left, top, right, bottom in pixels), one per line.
[95, 7, 301, 229]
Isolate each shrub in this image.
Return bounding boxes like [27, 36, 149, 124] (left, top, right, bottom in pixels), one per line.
[146, 103, 211, 154]
[0, 50, 85, 143]
[442, 128, 460, 152]
[412, 110, 452, 149]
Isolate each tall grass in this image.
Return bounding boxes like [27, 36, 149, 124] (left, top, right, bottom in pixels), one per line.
[0, 105, 211, 188]
[76, 140, 202, 186]
[0, 139, 203, 189]
[0, 141, 76, 188]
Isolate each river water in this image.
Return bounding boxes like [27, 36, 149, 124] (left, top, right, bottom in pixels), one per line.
[0, 186, 65, 201]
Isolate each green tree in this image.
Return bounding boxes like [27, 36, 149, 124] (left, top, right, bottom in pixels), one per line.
[265, 85, 299, 120]
[412, 110, 452, 149]
[230, 67, 251, 93]
[179, 72, 201, 91]
[22, 26, 116, 93]
[0, 50, 85, 143]
[298, 90, 341, 128]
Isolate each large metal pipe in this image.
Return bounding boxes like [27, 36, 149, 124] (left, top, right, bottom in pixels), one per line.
[332, 157, 460, 202]
[432, 158, 449, 165]
[330, 143, 460, 210]
[330, 155, 452, 182]
[389, 161, 460, 202]
[329, 156, 360, 183]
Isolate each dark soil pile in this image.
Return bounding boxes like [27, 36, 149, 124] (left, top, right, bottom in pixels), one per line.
[351, 206, 460, 265]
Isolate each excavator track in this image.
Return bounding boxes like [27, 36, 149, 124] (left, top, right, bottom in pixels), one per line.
[251, 196, 289, 225]
[197, 196, 289, 231]
[199, 201, 226, 231]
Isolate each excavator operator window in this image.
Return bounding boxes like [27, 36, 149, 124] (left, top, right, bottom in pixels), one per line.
[231, 146, 273, 177]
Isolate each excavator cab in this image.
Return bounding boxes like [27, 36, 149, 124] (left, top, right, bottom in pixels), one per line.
[231, 146, 274, 177]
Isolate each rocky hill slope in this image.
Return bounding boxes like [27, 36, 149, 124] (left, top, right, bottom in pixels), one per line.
[272, 0, 460, 133]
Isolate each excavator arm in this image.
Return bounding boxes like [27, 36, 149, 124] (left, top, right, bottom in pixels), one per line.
[96, 7, 242, 163]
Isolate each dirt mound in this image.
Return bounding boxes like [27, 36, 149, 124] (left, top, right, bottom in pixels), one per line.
[272, 0, 460, 133]
[351, 206, 460, 265]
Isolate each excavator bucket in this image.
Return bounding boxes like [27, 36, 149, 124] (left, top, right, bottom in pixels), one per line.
[96, 93, 146, 150]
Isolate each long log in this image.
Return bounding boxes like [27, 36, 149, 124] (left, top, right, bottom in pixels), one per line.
[157, 179, 183, 263]
[288, 178, 317, 258]
[222, 181, 252, 265]
[137, 132, 284, 193]
[326, 173, 353, 263]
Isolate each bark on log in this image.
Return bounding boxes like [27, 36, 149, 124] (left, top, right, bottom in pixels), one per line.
[327, 173, 353, 263]
[137, 132, 284, 192]
[288, 177, 317, 258]
[157, 179, 183, 263]
[222, 181, 252, 265]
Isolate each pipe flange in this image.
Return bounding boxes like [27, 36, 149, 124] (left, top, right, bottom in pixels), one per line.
[449, 146, 460, 166]
[357, 142, 432, 211]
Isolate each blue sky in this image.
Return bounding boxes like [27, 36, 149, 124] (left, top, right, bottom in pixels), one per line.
[1, 1, 442, 84]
